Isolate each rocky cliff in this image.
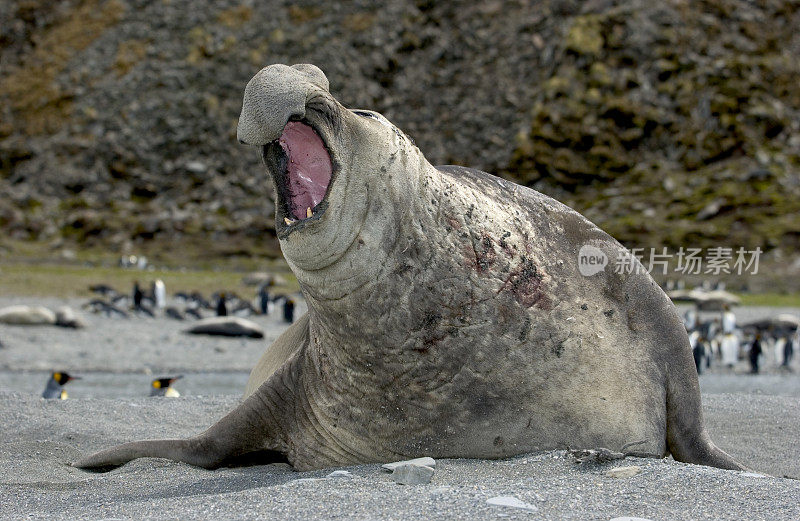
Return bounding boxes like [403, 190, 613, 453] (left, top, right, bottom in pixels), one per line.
[1, 0, 798, 260]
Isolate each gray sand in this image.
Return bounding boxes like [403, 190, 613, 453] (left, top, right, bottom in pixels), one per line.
[1, 393, 798, 521]
[1, 298, 800, 519]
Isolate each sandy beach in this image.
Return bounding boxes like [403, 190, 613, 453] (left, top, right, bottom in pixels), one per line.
[1, 296, 799, 520]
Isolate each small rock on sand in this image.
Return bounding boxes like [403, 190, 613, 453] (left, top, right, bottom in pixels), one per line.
[605, 466, 642, 478]
[569, 447, 625, 464]
[739, 472, 768, 478]
[392, 464, 434, 485]
[486, 496, 538, 512]
[381, 457, 436, 472]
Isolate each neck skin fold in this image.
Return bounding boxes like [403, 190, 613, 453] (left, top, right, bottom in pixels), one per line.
[293, 139, 442, 361]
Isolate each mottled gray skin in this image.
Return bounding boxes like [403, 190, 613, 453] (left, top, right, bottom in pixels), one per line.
[75, 64, 745, 472]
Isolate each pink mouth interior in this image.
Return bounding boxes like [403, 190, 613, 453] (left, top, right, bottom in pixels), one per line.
[278, 121, 332, 220]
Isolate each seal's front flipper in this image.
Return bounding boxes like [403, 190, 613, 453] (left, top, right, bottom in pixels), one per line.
[74, 358, 300, 470]
[73, 438, 214, 470]
[73, 440, 289, 471]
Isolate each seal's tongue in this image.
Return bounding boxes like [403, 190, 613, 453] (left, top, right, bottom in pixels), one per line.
[278, 121, 332, 220]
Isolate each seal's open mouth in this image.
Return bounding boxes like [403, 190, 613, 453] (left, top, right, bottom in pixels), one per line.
[275, 121, 332, 223]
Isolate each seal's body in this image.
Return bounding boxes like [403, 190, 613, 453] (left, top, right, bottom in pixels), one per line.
[75, 64, 745, 472]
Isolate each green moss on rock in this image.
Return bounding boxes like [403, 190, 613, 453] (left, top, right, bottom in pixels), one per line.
[506, 0, 800, 252]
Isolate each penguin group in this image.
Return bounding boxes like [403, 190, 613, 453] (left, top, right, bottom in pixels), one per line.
[36, 274, 302, 400]
[668, 281, 799, 374]
[84, 280, 300, 324]
[41, 372, 184, 399]
[84, 280, 170, 319]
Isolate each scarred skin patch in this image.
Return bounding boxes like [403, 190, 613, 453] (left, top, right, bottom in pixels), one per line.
[501, 257, 551, 310]
[462, 227, 552, 310]
[445, 215, 462, 230]
[464, 233, 498, 275]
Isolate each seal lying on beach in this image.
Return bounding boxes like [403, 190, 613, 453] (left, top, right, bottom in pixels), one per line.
[183, 316, 265, 338]
[0, 305, 56, 325]
[75, 64, 745, 472]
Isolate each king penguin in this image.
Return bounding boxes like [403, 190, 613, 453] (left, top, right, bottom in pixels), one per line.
[150, 375, 183, 397]
[42, 372, 80, 399]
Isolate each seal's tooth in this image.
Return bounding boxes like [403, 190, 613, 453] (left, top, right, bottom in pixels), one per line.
[306, 207, 312, 218]
[284, 217, 295, 225]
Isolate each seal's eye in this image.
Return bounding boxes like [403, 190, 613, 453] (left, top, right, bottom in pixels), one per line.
[351, 110, 410, 144]
[351, 110, 391, 127]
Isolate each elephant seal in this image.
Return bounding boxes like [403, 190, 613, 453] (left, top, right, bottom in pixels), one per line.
[183, 316, 265, 338]
[55, 306, 88, 329]
[0, 305, 56, 325]
[75, 63, 745, 472]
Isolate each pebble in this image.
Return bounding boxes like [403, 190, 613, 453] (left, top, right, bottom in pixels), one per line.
[326, 470, 352, 478]
[605, 466, 642, 478]
[486, 496, 539, 512]
[381, 457, 436, 472]
[569, 447, 625, 464]
[185, 161, 207, 173]
[609, 517, 654, 521]
[392, 464, 434, 485]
